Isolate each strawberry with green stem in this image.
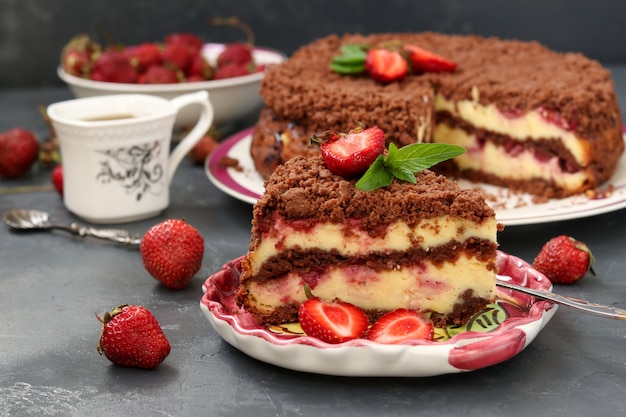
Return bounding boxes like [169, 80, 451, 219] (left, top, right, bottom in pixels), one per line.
[97, 304, 170, 370]
[532, 235, 596, 284]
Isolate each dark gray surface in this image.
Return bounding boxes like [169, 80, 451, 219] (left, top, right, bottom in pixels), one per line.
[2, 0, 626, 88]
[2, 74, 626, 416]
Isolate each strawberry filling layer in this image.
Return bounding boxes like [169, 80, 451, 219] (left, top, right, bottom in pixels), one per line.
[248, 215, 498, 277]
[243, 253, 496, 327]
[435, 93, 589, 165]
[434, 123, 590, 191]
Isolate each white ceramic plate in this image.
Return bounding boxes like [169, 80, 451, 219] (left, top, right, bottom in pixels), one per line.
[206, 128, 626, 226]
[200, 251, 557, 377]
[58, 44, 286, 128]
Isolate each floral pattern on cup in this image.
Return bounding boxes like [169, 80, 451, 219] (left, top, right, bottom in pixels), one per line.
[96, 141, 165, 202]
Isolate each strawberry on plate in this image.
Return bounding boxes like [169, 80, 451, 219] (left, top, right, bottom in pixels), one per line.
[365, 48, 408, 84]
[366, 308, 434, 344]
[404, 44, 457, 73]
[97, 304, 170, 370]
[298, 296, 369, 344]
[311, 125, 386, 178]
[532, 235, 595, 284]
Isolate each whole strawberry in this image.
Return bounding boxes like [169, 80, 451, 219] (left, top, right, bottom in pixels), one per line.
[60, 34, 100, 77]
[124, 42, 162, 73]
[213, 63, 251, 80]
[164, 32, 204, 54]
[51, 164, 63, 196]
[90, 50, 138, 83]
[161, 42, 195, 73]
[216, 43, 253, 68]
[188, 132, 219, 164]
[532, 235, 596, 284]
[140, 219, 204, 290]
[187, 55, 214, 80]
[139, 65, 179, 84]
[97, 305, 170, 369]
[0, 128, 39, 179]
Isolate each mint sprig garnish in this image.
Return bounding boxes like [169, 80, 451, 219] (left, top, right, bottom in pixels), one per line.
[330, 44, 368, 74]
[355, 143, 466, 191]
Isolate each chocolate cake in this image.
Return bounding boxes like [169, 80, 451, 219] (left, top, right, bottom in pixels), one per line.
[251, 33, 624, 198]
[236, 155, 500, 327]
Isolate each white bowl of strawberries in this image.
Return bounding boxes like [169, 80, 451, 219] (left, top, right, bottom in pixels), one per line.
[57, 33, 286, 129]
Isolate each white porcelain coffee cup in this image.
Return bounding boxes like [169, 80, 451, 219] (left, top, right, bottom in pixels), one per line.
[47, 91, 214, 224]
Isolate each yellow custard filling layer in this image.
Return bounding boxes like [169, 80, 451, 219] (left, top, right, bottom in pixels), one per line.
[435, 93, 588, 165]
[433, 124, 589, 190]
[248, 216, 498, 276]
[246, 254, 496, 316]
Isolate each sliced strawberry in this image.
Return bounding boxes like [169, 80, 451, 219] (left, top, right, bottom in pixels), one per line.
[366, 308, 434, 344]
[315, 125, 385, 178]
[298, 297, 369, 344]
[365, 48, 408, 84]
[404, 44, 457, 73]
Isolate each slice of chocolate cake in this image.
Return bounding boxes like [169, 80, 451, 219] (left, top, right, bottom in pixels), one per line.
[236, 155, 500, 327]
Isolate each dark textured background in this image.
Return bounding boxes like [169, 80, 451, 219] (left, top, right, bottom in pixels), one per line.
[1, 0, 626, 88]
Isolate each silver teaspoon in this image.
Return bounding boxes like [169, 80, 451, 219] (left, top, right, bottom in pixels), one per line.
[497, 281, 626, 321]
[3, 209, 141, 246]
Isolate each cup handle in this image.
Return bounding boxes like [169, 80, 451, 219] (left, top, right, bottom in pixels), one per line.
[167, 91, 214, 184]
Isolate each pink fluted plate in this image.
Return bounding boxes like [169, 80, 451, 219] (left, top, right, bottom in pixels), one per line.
[200, 251, 557, 377]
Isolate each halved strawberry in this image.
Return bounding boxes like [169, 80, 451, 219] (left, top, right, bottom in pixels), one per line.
[365, 48, 408, 84]
[298, 297, 369, 344]
[313, 126, 385, 178]
[366, 308, 434, 344]
[404, 44, 457, 73]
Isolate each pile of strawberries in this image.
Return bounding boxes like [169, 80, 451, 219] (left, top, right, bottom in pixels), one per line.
[61, 32, 263, 84]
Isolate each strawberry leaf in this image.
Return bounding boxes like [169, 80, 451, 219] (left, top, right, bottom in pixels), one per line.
[356, 143, 466, 191]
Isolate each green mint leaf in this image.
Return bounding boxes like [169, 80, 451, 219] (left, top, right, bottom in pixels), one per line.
[356, 143, 466, 191]
[329, 61, 365, 74]
[330, 44, 367, 75]
[355, 155, 393, 191]
[386, 143, 466, 173]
